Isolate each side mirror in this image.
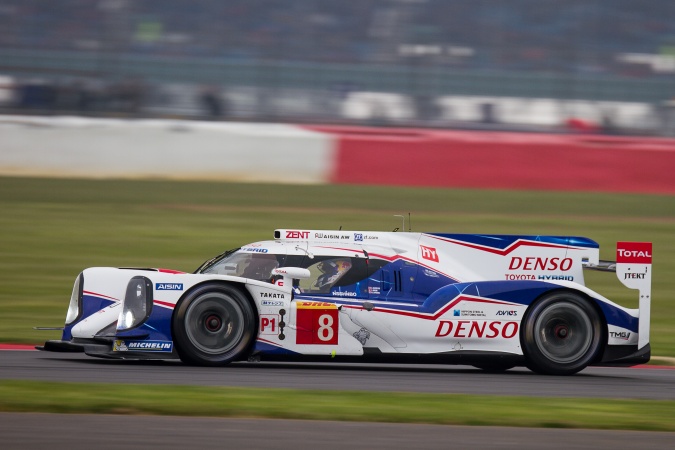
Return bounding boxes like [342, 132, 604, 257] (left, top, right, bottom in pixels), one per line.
[272, 267, 311, 292]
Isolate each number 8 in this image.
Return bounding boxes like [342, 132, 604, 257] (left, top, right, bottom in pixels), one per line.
[317, 314, 334, 342]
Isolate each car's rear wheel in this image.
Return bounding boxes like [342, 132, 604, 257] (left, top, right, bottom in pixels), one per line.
[173, 283, 256, 366]
[522, 291, 604, 376]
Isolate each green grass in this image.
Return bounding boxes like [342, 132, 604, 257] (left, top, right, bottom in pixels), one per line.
[1, 176, 674, 356]
[1, 380, 674, 431]
[1, 177, 674, 428]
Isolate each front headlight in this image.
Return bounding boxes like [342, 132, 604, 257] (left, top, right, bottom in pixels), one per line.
[117, 276, 153, 331]
[65, 273, 83, 325]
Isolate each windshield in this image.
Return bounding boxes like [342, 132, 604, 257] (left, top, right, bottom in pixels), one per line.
[200, 250, 285, 282]
[194, 248, 239, 274]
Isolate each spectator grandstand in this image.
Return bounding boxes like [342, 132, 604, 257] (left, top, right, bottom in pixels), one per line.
[1, 0, 674, 133]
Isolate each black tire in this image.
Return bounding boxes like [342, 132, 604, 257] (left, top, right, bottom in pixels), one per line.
[172, 283, 256, 366]
[522, 291, 604, 376]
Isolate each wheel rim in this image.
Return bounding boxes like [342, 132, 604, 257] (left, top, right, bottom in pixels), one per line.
[184, 292, 245, 355]
[533, 302, 593, 364]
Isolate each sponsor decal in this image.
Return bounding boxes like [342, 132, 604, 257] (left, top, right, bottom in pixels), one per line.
[156, 283, 183, 291]
[508, 257, 573, 271]
[538, 275, 574, 281]
[286, 230, 310, 239]
[368, 286, 381, 295]
[314, 232, 350, 240]
[297, 301, 337, 309]
[609, 331, 631, 340]
[624, 273, 646, 280]
[505, 274, 536, 280]
[242, 247, 269, 253]
[435, 321, 519, 339]
[332, 291, 357, 297]
[261, 300, 284, 306]
[353, 327, 371, 345]
[453, 310, 486, 317]
[354, 233, 379, 242]
[496, 310, 518, 316]
[423, 268, 439, 278]
[420, 245, 439, 262]
[504, 274, 575, 281]
[616, 242, 652, 264]
[115, 340, 173, 352]
[260, 292, 285, 299]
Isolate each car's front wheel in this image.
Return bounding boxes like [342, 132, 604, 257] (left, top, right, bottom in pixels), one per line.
[172, 283, 256, 366]
[522, 291, 604, 376]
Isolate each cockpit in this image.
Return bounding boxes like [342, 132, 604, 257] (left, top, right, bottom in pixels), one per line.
[200, 249, 284, 282]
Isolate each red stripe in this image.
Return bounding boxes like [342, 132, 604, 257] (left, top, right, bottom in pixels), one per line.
[157, 268, 186, 274]
[0, 344, 37, 350]
[256, 337, 282, 347]
[428, 235, 570, 256]
[154, 300, 175, 309]
[630, 364, 675, 370]
[83, 290, 119, 302]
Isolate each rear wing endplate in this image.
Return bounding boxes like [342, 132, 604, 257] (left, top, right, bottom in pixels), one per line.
[583, 242, 652, 349]
[616, 242, 652, 349]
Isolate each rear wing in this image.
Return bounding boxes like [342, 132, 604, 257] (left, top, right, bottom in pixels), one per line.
[584, 242, 652, 349]
[583, 260, 616, 272]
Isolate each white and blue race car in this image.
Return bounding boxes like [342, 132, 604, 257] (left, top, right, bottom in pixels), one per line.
[40, 229, 653, 375]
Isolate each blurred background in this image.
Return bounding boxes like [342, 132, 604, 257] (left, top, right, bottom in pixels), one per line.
[1, 0, 675, 135]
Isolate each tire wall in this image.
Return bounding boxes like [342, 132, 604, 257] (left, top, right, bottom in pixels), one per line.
[0, 116, 335, 184]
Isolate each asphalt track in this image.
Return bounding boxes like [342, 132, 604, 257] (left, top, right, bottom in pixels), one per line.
[2, 349, 675, 449]
[2, 349, 675, 399]
[2, 413, 675, 450]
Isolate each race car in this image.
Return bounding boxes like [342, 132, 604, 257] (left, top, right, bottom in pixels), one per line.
[39, 229, 653, 375]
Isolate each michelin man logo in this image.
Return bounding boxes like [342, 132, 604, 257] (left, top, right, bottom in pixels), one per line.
[353, 327, 371, 345]
[113, 340, 128, 352]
